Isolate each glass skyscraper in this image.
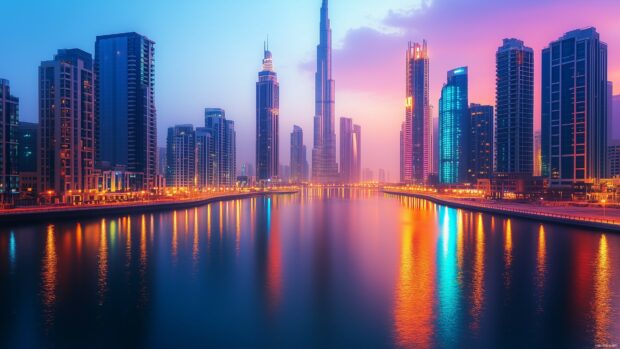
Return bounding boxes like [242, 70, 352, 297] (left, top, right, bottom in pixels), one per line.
[439, 67, 469, 184]
[400, 40, 431, 184]
[469, 104, 494, 181]
[95, 32, 157, 190]
[204, 108, 236, 187]
[256, 44, 279, 182]
[166, 125, 196, 189]
[495, 38, 534, 175]
[0, 79, 19, 198]
[542, 28, 608, 186]
[290, 125, 308, 183]
[339, 117, 361, 183]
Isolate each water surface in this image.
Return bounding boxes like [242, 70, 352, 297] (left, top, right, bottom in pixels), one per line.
[0, 189, 618, 348]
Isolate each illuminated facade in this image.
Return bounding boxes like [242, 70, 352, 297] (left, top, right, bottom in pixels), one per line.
[534, 131, 542, 177]
[95, 32, 157, 190]
[204, 108, 236, 187]
[495, 39, 534, 175]
[400, 41, 431, 184]
[256, 43, 279, 181]
[290, 125, 308, 183]
[439, 67, 469, 184]
[312, 0, 339, 183]
[39, 49, 96, 200]
[339, 117, 361, 183]
[542, 28, 608, 186]
[0, 79, 19, 197]
[166, 125, 196, 189]
[469, 104, 494, 181]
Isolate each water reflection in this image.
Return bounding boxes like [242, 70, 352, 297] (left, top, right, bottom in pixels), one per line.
[41, 225, 57, 328]
[98, 219, 108, 305]
[471, 214, 485, 332]
[593, 235, 611, 345]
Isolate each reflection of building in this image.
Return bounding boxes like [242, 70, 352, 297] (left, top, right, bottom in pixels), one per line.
[439, 67, 469, 184]
[17, 122, 38, 194]
[39, 49, 96, 202]
[469, 104, 494, 181]
[256, 44, 279, 181]
[542, 28, 608, 186]
[204, 108, 236, 187]
[339, 117, 361, 183]
[401, 41, 431, 184]
[0, 79, 19, 197]
[95, 32, 157, 190]
[290, 126, 308, 183]
[166, 125, 195, 189]
[496, 38, 534, 175]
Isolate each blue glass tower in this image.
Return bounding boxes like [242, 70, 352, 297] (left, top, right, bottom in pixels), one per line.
[439, 67, 469, 184]
[256, 43, 279, 181]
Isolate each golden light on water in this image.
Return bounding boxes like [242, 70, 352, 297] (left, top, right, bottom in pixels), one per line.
[593, 235, 611, 345]
[471, 214, 485, 331]
[42, 224, 57, 327]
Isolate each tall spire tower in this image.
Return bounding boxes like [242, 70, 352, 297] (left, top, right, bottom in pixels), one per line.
[312, 0, 338, 182]
[256, 41, 279, 181]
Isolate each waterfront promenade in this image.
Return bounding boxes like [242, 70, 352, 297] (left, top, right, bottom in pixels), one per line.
[383, 188, 620, 232]
[0, 189, 298, 223]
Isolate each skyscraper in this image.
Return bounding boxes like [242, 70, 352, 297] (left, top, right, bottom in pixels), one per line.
[400, 41, 431, 183]
[495, 39, 534, 175]
[542, 28, 608, 186]
[439, 67, 469, 184]
[166, 125, 195, 189]
[39, 49, 96, 201]
[339, 117, 361, 183]
[612, 95, 620, 142]
[204, 108, 236, 187]
[534, 131, 542, 177]
[469, 104, 494, 182]
[290, 125, 308, 183]
[312, 0, 338, 183]
[0, 79, 19, 198]
[95, 32, 157, 190]
[256, 43, 279, 181]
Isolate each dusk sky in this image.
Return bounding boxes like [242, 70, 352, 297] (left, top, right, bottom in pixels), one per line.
[1, 0, 619, 178]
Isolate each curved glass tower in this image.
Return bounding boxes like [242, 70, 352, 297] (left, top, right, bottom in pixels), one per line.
[439, 67, 469, 184]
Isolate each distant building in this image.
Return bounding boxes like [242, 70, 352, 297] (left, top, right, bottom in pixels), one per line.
[0, 79, 19, 198]
[157, 147, 167, 176]
[362, 168, 374, 182]
[204, 108, 236, 187]
[339, 117, 361, 183]
[401, 41, 431, 184]
[439, 67, 469, 184]
[613, 95, 620, 142]
[17, 122, 38, 194]
[609, 142, 620, 178]
[378, 169, 386, 183]
[279, 165, 291, 183]
[166, 125, 195, 189]
[495, 38, 534, 175]
[469, 104, 494, 181]
[95, 32, 157, 190]
[39, 49, 96, 202]
[542, 28, 608, 186]
[290, 125, 308, 183]
[256, 43, 279, 182]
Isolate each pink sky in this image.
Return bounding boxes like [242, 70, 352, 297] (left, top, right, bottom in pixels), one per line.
[323, 0, 620, 178]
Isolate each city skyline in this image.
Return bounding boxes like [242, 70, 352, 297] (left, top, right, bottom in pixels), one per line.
[1, 0, 619, 177]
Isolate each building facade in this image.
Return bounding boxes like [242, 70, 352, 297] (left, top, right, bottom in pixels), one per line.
[39, 49, 96, 201]
[469, 104, 494, 181]
[95, 32, 157, 190]
[542, 28, 608, 186]
[166, 125, 196, 189]
[256, 44, 279, 181]
[495, 38, 534, 175]
[0, 79, 19, 198]
[312, 0, 339, 182]
[290, 125, 308, 183]
[17, 122, 38, 194]
[339, 117, 361, 183]
[609, 142, 620, 178]
[439, 67, 469, 184]
[204, 108, 236, 187]
[400, 40, 431, 183]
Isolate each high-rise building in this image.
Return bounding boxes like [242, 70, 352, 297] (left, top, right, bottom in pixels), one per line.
[469, 104, 494, 181]
[290, 125, 308, 183]
[17, 122, 38, 194]
[95, 32, 157, 190]
[157, 147, 167, 176]
[0, 79, 19, 198]
[400, 41, 431, 183]
[204, 108, 236, 187]
[339, 117, 361, 183]
[534, 131, 542, 177]
[432, 113, 439, 175]
[195, 127, 210, 189]
[256, 43, 279, 182]
[542, 28, 608, 186]
[495, 39, 534, 175]
[166, 125, 195, 189]
[39, 49, 96, 201]
[609, 142, 620, 178]
[312, 0, 338, 182]
[612, 95, 620, 142]
[439, 67, 469, 184]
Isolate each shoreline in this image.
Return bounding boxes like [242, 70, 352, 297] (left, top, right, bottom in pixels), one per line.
[0, 190, 298, 224]
[382, 189, 620, 233]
